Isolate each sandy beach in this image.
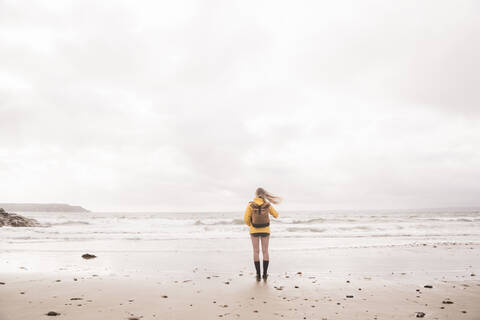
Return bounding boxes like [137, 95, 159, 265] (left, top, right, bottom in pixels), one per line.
[1, 241, 479, 320]
[3, 0, 480, 318]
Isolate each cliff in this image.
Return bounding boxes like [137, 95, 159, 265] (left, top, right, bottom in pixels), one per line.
[0, 203, 90, 213]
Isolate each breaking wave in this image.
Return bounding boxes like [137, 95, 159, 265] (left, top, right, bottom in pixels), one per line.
[194, 219, 244, 226]
[46, 220, 90, 226]
[286, 227, 327, 233]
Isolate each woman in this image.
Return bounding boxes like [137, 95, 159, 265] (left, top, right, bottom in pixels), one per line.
[244, 187, 280, 281]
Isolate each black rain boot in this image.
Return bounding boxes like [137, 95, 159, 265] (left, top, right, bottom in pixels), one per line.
[262, 260, 269, 280]
[254, 261, 261, 281]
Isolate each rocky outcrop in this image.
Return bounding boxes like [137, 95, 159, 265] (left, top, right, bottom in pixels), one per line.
[0, 208, 40, 227]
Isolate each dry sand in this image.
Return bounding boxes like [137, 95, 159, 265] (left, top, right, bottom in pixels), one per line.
[1, 243, 479, 319]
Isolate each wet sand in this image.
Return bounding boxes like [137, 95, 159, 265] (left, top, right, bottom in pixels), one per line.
[1, 243, 479, 319]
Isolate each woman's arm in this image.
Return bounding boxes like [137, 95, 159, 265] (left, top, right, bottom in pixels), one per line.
[244, 205, 252, 226]
[269, 205, 279, 218]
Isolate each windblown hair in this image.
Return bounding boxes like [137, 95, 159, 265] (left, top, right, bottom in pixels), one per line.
[255, 187, 281, 204]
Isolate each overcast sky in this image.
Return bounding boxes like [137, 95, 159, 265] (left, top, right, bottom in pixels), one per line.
[1, 0, 479, 212]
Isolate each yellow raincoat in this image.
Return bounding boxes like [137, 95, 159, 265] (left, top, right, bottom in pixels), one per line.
[244, 197, 279, 234]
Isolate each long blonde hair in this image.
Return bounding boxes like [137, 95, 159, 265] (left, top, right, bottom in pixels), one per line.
[255, 187, 281, 204]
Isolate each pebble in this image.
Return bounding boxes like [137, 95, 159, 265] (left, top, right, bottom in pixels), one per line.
[46, 311, 60, 316]
[416, 312, 426, 318]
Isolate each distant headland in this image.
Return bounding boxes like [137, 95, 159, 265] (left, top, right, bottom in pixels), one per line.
[0, 203, 90, 213]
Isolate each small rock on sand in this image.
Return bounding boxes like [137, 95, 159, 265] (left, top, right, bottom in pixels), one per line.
[0, 282, 5, 285]
[46, 311, 61, 316]
[81, 253, 96, 259]
[442, 300, 454, 304]
[416, 312, 426, 318]
[346, 295, 354, 298]
[424, 285, 433, 288]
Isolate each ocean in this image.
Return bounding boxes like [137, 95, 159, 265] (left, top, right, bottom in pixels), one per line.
[2, 208, 479, 252]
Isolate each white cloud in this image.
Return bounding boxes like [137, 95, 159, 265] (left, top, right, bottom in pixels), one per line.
[1, 0, 479, 211]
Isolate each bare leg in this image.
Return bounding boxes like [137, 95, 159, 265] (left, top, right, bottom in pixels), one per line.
[260, 235, 270, 261]
[250, 235, 261, 279]
[250, 235, 260, 261]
